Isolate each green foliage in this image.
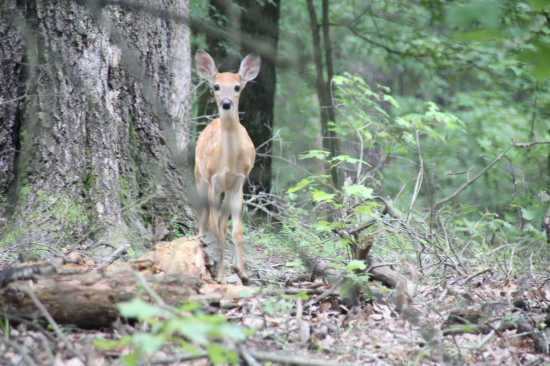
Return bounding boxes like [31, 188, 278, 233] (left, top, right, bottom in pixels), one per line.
[95, 298, 247, 366]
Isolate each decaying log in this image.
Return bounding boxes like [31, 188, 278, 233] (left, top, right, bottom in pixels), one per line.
[0, 238, 213, 328]
[2, 270, 200, 328]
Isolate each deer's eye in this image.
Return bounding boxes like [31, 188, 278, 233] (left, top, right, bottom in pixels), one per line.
[213, 84, 220, 91]
[234, 85, 240, 92]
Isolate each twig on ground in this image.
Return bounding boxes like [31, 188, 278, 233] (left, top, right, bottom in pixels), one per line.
[305, 278, 344, 307]
[17, 285, 77, 357]
[476, 329, 495, 350]
[439, 216, 465, 271]
[35, 332, 55, 365]
[130, 270, 167, 308]
[0, 337, 37, 366]
[95, 243, 131, 272]
[367, 262, 397, 272]
[150, 352, 209, 364]
[248, 349, 358, 366]
[239, 345, 262, 366]
[462, 269, 491, 284]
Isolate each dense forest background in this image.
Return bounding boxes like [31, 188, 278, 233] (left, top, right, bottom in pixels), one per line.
[1, 0, 550, 364]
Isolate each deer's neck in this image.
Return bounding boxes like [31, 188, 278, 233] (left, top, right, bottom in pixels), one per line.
[219, 112, 241, 130]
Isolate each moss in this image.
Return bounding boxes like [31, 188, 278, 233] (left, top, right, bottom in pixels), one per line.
[40, 191, 89, 228]
[19, 184, 32, 201]
[0, 224, 24, 248]
[1, 188, 90, 248]
[83, 170, 96, 193]
[118, 175, 130, 206]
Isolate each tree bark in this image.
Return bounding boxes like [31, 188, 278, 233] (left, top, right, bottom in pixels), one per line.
[0, 0, 193, 263]
[0, 2, 24, 221]
[307, 0, 339, 187]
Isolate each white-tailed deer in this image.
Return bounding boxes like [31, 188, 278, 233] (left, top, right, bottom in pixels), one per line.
[194, 50, 260, 283]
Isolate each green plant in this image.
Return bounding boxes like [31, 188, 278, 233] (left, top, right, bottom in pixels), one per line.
[95, 299, 248, 366]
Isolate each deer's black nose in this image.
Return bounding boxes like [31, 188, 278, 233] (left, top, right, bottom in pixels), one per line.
[221, 98, 232, 110]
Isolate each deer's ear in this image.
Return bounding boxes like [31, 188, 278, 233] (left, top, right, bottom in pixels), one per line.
[238, 54, 261, 83]
[195, 50, 218, 80]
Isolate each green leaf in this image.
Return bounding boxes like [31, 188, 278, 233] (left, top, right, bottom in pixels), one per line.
[348, 260, 366, 271]
[445, 0, 502, 29]
[94, 336, 131, 350]
[354, 205, 373, 215]
[218, 324, 247, 342]
[529, 0, 550, 10]
[330, 154, 363, 165]
[518, 41, 550, 81]
[287, 178, 311, 194]
[207, 343, 238, 365]
[310, 189, 336, 203]
[455, 29, 503, 42]
[165, 319, 210, 345]
[179, 302, 202, 312]
[122, 352, 140, 366]
[343, 185, 374, 199]
[299, 150, 330, 160]
[314, 220, 334, 232]
[117, 298, 168, 320]
[521, 208, 537, 221]
[131, 333, 165, 354]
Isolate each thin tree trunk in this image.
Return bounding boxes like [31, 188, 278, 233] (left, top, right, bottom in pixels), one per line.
[307, 0, 339, 187]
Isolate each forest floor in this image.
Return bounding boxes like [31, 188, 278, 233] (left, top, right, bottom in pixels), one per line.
[240, 240, 550, 366]
[1, 235, 550, 366]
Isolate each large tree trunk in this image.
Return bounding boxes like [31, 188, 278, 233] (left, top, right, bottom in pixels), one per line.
[0, 0, 193, 263]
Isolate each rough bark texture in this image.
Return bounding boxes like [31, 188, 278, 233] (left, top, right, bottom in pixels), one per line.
[0, 0, 193, 263]
[0, 2, 24, 217]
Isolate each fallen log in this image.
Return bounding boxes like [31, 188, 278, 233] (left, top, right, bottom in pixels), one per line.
[0, 238, 211, 328]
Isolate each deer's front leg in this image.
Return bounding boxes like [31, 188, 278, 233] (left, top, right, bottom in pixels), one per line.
[196, 180, 210, 237]
[229, 176, 247, 282]
[210, 174, 228, 283]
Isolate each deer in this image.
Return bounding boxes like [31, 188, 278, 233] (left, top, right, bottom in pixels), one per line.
[194, 50, 260, 283]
